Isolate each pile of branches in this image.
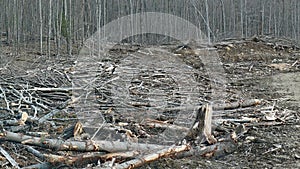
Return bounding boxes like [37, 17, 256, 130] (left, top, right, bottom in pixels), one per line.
[0, 99, 262, 169]
[0, 45, 297, 168]
[1, 82, 295, 168]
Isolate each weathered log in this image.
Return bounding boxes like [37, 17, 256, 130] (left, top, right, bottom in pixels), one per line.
[212, 99, 262, 110]
[115, 144, 191, 169]
[25, 145, 45, 160]
[22, 162, 53, 169]
[0, 130, 167, 152]
[162, 99, 262, 112]
[178, 125, 246, 159]
[29, 87, 79, 92]
[43, 151, 138, 166]
[0, 146, 20, 169]
[38, 99, 72, 123]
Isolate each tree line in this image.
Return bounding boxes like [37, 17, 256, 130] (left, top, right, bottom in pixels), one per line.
[0, 0, 299, 56]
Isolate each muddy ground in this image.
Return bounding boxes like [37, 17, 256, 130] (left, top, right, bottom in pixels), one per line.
[0, 37, 299, 168]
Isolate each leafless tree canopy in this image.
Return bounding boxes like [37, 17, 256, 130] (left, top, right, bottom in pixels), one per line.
[1, 0, 300, 55]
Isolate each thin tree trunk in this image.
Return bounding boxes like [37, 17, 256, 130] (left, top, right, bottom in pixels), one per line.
[13, 0, 17, 54]
[268, 4, 271, 34]
[97, 0, 101, 57]
[48, 0, 52, 57]
[80, 0, 84, 43]
[56, 0, 60, 56]
[39, 0, 43, 55]
[220, 0, 226, 34]
[205, 0, 210, 43]
[103, 0, 106, 40]
[68, 0, 72, 56]
[129, 0, 133, 43]
[240, 0, 244, 37]
[260, 2, 264, 36]
[4, 1, 9, 43]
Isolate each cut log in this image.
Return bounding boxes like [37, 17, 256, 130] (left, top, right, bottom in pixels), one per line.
[0, 130, 167, 152]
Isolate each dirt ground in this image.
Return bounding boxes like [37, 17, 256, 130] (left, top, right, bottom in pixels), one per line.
[186, 38, 300, 169]
[137, 38, 299, 169]
[0, 37, 299, 168]
[217, 39, 299, 169]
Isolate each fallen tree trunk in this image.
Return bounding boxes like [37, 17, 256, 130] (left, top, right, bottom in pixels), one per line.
[115, 144, 191, 169]
[43, 151, 139, 167]
[162, 99, 262, 112]
[0, 130, 167, 152]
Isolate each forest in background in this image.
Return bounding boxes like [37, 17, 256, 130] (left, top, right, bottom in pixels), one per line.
[1, 0, 300, 56]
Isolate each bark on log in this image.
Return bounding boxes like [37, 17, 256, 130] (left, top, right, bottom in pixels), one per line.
[0, 130, 167, 152]
[163, 99, 262, 111]
[43, 151, 139, 166]
[115, 144, 191, 169]
[0, 146, 20, 169]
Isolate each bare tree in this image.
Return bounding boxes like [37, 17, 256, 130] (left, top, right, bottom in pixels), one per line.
[39, 0, 43, 55]
[1, 0, 300, 54]
[68, 0, 72, 56]
[48, 0, 52, 57]
[205, 0, 210, 43]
